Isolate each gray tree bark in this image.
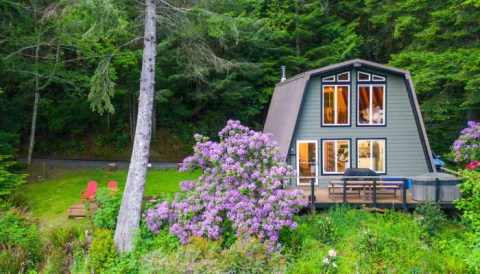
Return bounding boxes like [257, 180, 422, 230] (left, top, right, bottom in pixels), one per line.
[27, 22, 41, 166]
[114, 0, 156, 253]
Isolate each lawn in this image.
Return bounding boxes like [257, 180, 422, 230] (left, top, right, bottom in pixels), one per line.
[18, 168, 200, 229]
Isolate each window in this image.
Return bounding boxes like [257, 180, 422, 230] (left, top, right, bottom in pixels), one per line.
[323, 85, 350, 125]
[296, 140, 317, 185]
[323, 75, 335, 82]
[358, 72, 370, 81]
[357, 139, 385, 173]
[358, 84, 385, 125]
[337, 72, 350, 82]
[322, 140, 350, 174]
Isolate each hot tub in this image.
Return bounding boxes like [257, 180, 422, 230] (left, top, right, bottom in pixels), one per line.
[411, 173, 462, 202]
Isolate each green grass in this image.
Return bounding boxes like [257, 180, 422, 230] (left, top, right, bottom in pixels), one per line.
[18, 168, 200, 229]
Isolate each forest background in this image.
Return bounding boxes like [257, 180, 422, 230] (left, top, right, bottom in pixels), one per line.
[1, 0, 479, 161]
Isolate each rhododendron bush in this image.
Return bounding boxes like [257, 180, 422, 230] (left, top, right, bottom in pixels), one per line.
[450, 121, 480, 164]
[145, 120, 306, 248]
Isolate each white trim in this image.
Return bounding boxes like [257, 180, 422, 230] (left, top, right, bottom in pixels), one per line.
[372, 74, 385, 81]
[322, 85, 350, 126]
[357, 139, 386, 173]
[322, 140, 351, 174]
[357, 84, 385, 126]
[296, 140, 318, 186]
[337, 72, 350, 82]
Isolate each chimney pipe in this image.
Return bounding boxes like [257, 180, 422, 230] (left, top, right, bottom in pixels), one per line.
[280, 65, 286, 82]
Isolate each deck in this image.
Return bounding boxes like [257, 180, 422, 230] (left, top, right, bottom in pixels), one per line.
[287, 187, 455, 210]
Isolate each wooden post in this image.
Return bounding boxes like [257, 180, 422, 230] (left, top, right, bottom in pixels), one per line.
[402, 178, 407, 212]
[342, 178, 347, 206]
[435, 178, 440, 202]
[372, 178, 377, 208]
[310, 178, 315, 212]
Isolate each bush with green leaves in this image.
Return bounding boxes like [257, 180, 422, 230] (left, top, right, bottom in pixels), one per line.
[0, 212, 41, 273]
[0, 155, 26, 197]
[455, 168, 480, 272]
[88, 229, 118, 273]
[414, 200, 445, 236]
[93, 188, 121, 229]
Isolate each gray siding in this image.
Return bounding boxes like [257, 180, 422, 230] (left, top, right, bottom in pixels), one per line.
[288, 68, 430, 186]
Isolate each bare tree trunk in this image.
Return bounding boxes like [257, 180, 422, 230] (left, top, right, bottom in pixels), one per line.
[27, 38, 40, 165]
[114, 0, 156, 253]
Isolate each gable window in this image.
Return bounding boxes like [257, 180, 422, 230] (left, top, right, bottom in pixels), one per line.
[322, 140, 350, 174]
[296, 140, 317, 185]
[357, 139, 385, 173]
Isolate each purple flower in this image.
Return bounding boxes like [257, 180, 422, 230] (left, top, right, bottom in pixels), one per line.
[144, 120, 306, 249]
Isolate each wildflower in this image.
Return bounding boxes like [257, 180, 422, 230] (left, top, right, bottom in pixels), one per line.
[328, 249, 337, 257]
[332, 263, 338, 268]
[323, 258, 330, 265]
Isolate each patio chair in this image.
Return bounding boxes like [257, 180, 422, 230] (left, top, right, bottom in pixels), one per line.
[108, 181, 118, 194]
[80, 181, 98, 202]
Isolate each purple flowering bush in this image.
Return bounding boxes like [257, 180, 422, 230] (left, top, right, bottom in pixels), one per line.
[145, 120, 306, 249]
[450, 121, 480, 164]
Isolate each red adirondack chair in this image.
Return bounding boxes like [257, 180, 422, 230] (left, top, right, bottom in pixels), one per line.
[80, 181, 98, 202]
[107, 181, 118, 194]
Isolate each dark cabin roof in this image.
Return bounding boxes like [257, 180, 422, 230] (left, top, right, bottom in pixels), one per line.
[263, 58, 435, 171]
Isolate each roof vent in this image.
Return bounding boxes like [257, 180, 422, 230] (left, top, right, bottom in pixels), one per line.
[280, 65, 286, 82]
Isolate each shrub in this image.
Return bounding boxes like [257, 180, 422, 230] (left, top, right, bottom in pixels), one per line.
[0, 212, 41, 273]
[93, 188, 121, 229]
[414, 200, 445, 236]
[450, 121, 480, 164]
[0, 155, 26, 197]
[145, 120, 306, 249]
[88, 229, 118, 273]
[455, 167, 480, 272]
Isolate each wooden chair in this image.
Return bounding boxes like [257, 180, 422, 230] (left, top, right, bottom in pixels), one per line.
[80, 181, 98, 202]
[108, 181, 118, 194]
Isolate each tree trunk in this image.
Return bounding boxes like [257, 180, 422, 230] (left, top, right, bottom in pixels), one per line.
[114, 0, 156, 253]
[27, 40, 41, 166]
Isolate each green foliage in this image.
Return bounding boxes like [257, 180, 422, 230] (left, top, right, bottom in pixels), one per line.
[0, 212, 41, 273]
[88, 229, 118, 273]
[0, 155, 26, 197]
[455, 169, 480, 272]
[414, 200, 446, 236]
[93, 188, 121, 229]
[43, 224, 88, 274]
[142, 237, 287, 273]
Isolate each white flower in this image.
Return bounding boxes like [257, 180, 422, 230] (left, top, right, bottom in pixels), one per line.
[328, 249, 337, 257]
[323, 258, 330, 265]
[332, 263, 338, 268]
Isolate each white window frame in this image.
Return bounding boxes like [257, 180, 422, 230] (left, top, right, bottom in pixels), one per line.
[296, 140, 318, 186]
[357, 84, 385, 126]
[357, 139, 386, 173]
[322, 140, 351, 174]
[322, 85, 350, 126]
